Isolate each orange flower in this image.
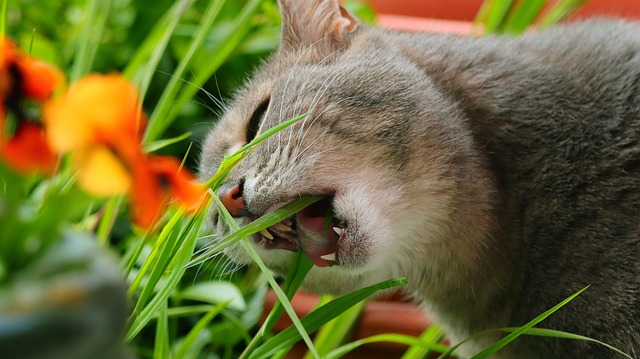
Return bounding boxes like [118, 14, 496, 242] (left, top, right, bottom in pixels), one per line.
[0, 123, 56, 174]
[0, 36, 61, 175]
[42, 73, 205, 229]
[43, 74, 144, 153]
[0, 37, 63, 103]
[130, 156, 206, 229]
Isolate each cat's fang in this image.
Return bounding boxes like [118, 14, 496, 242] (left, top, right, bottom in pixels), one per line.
[320, 252, 336, 261]
[260, 229, 274, 240]
[332, 227, 343, 237]
[274, 222, 293, 233]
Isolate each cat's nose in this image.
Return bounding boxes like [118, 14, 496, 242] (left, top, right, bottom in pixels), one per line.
[219, 181, 247, 217]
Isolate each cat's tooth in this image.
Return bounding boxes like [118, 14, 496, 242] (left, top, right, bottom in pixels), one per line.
[321, 252, 336, 261]
[260, 229, 274, 240]
[275, 222, 292, 233]
[282, 218, 293, 227]
[333, 227, 343, 237]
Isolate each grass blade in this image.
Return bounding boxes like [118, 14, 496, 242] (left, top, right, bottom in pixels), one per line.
[173, 302, 228, 359]
[144, 132, 193, 153]
[494, 327, 632, 358]
[204, 113, 307, 191]
[213, 196, 320, 358]
[262, 250, 315, 334]
[155, 0, 263, 142]
[304, 300, 366, 358]
[469, 286, 589, 358]
[69, 0, 111, 81]
[483, 0, 515, 34]
[239, 251, 314, 358]
[125, 207, 209, 341]
[123, 0, 195, 89]
[538, 0, 589, 28]
[144, 0, 227, 143]
[153, 301, 169, 359]
[501, 0, 547, 34]
[249, 277, 408, 359]
[402, 325, 446, 359]
[188, 194, 323, 268]
[325, 333, 450, 359]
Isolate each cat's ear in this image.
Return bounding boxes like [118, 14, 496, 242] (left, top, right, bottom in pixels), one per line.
[278, 0, 359, 55]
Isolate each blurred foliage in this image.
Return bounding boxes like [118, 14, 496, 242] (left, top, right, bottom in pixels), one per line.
[7, 0, 373, 171]
[8, 0, 281, 169]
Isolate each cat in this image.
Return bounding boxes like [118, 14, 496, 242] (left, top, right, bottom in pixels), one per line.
[198, 0, 640, 357]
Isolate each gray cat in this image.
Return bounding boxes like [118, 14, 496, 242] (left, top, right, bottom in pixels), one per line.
[198, 0, 640, 357]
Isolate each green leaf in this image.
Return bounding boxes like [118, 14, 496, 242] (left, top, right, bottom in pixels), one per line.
[304, 299, 366, 358]
[153, 301, 169, 359]
[180, 281, 247, 311]
[173, 302, 228, 359]
[144, 132, 193, 153]
[538, 0, 590, 28]
[469, 286, 589, 358]
[125, 208, 208, 341]
[402, 325, 446, 359]
[501, 0, 547, 34]
[249, 277, 408, 359]
[69, 0, 111, 81]
[147, 0, 264, 142]
[188, 195, 323, 268]
[483, 0, 515, 34]
[326, 333, 449, 359]
[144, 0, 228, 142]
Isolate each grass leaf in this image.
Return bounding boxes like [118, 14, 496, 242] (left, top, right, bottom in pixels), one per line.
[153, 301, 169, 359]
[325, 333, 450, 359]
[249, 277, 408, 359]
[482, 0, 515, 33]
[154, 0, 264, 142]
[125, 205, 209, 341]
[144, 0, 228, 142]
[304, 299, 366, 358]
[501, 0, 547, 34]
[173, 302, 228, 359]
[401, 325, 446, 359]
[69, 0, 111, 81]
[188, 194, 323, 268]
[144, 132, 193, 153]
[538, 0, 590, 28]
[469, 286, 589, 358]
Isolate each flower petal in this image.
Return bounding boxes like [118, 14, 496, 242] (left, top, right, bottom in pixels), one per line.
[148, 156, 206, 213]
[43, 74, 145, 153]
[75, 146, 132, 197]
[129, 157, 164, 229]
[0, 123, 56, 174]
[17, 58, 64, 101]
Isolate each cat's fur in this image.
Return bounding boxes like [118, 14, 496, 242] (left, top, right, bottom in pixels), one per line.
[199, 1, 640, 357]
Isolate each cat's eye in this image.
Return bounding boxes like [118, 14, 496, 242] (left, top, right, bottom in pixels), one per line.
[246, 98, 270, 142]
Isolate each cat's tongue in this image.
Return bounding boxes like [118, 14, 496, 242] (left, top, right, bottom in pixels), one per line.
[296, 207, 339, 267]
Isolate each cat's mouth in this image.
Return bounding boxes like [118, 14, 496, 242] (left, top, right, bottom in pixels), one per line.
[257, 196, 345, 268]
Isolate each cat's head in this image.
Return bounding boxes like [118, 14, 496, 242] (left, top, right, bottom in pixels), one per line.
[199, 0, 493, 295]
